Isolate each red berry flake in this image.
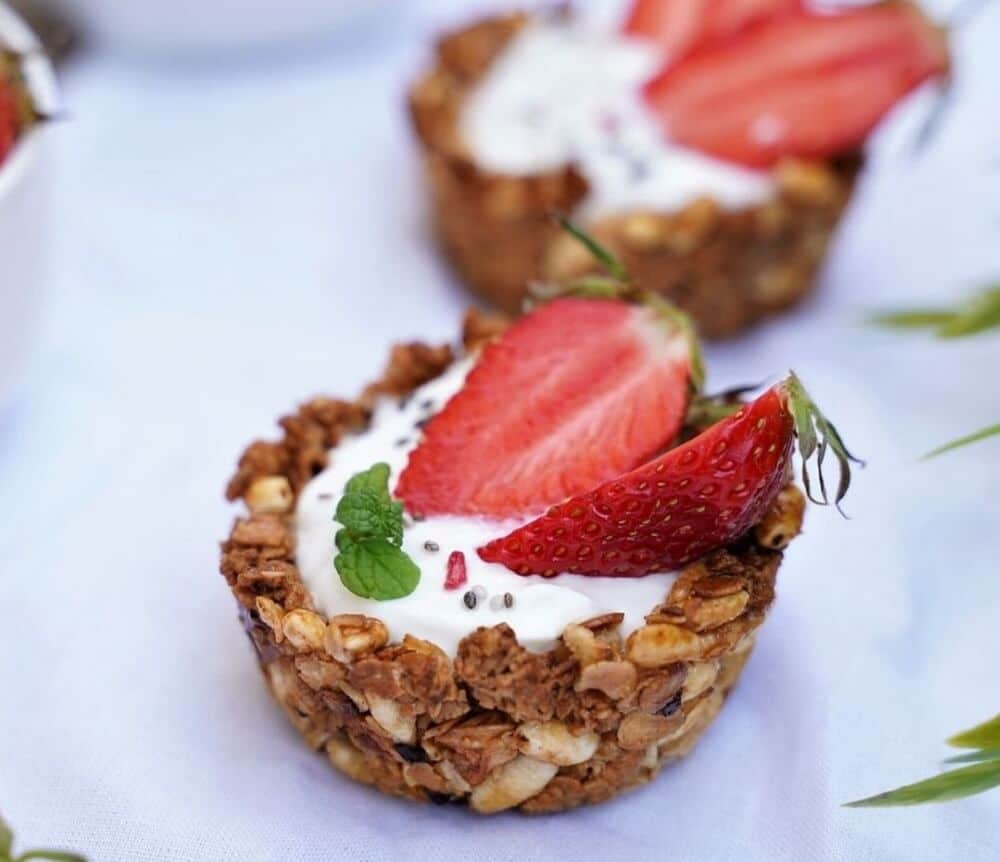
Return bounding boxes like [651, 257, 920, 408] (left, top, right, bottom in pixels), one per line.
[444, 551, 468, 590]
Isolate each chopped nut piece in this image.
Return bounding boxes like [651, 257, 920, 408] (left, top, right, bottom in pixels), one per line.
[575, 660, 637, 700]
[469, 756, 559, 813]
[754, 484, 806, 550]
[324, 614, 388, 663]
[294, 656, 345, 691]
[254, 596, 284, 643]
[518, 721, 599, 766]
[245, 475, 293, 514]
[627, 623, 704, 667]
[281, 609, 327, 651]
[562, 622, 616, 666]
[617, 710, 685, 750]
[682, 662, 719, 702]
[686, 591, 750, 632]
[368, 694, 417, 744]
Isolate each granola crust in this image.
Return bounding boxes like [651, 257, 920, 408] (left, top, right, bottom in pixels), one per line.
[408, 15, 860, 339]
[220, 311, 804, 813]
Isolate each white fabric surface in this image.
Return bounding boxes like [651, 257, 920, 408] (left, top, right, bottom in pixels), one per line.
[2, 1, 999, 859]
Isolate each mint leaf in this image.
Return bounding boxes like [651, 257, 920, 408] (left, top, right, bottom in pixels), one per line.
[344, 462, 392, 502]
[335, 528, 356, 554]
[335, 488, 403, 545]
[332, 463, 419, 600]
[336, 538, 420, 600]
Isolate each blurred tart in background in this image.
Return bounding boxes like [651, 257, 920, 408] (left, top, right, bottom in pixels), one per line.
[409, 0, 948, 337]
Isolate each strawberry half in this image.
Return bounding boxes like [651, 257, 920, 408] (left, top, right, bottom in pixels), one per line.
[643, 3, 949, 168]
[624, 0, 800, 64]
[395, 295, 699, 519]
[478, 374, 858, 577]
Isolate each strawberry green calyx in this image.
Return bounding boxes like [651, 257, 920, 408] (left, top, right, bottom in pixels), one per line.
[782, 372, 863, 511]
[536, 215, 706, 392]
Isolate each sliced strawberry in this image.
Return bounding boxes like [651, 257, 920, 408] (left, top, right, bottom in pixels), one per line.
[0, 80, 19, 165]
[624, 0, 800, 63]
[395, 296, 694, 519]
[643, 3, 949, 168]
[478, 374, 858, 577]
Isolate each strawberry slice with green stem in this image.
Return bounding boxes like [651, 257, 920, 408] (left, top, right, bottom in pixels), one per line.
[624, 0, 801, 65]
[478, 374, 860, 577]
[643, 2, 949, 168]
[396, 220, 703, 520]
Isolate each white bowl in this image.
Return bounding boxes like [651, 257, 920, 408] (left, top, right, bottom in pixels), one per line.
[0, 2, 56, 408]
[52, 0, 391, 55]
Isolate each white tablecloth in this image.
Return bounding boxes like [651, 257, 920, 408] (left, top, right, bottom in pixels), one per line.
[2, 1, 999, 859]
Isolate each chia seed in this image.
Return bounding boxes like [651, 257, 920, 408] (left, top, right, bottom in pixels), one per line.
[414, 417, 430, 430]
[395, 436, 410, 447]
[489, 592, 515, 612]
[472, 585, 487, 601]
[463, 590, 478, 610]
[419, 398, 435, 411]
[316, 492, 333, 501]
[423, 540, 440, 552]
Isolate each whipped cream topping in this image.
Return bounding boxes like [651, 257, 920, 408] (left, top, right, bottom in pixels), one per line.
[295, 357, 676, 656]
[459, 16, 775, 219]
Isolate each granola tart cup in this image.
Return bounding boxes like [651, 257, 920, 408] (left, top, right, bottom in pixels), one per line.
[220, 310, 806, 814]
[408, 14, 860, 340]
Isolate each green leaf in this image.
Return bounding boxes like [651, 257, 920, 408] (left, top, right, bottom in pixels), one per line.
[344, 462, 392, 502]
[1, 813, 13, 857]
[923, 424, 1000, 459]
[869, 309, 956, 330]
[554, 215, 629, 282]
[335, 538, 420, 600]
[335, 527, 356, 554]
[845, 760, 1000, 808]
[938, 286, 1000, 338]
[335, 489, 403, 546]
[944, 748, 1000, 765]
[16, 852, 88, 862]
[871, 284, 1000, 339]
[784, 372, 863, 512]
[948, 713, 1000, 750]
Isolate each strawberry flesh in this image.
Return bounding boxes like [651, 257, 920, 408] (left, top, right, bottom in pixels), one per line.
[624, 0, 800, 64]
[643, 3, 949, 168]
[395, 297, 691, 519]
[0, 79, 20, 165]
[478, 384, 794, 577]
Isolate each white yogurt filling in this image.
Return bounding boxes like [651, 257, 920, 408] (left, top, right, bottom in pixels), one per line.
[459, 16, 775, 219]
[295, 357, 676, 656]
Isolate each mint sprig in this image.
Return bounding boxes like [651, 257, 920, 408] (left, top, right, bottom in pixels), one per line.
[0, 813, 86, 862]
[333, 463, 419, 601]
[847, 714, 1000, 807]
